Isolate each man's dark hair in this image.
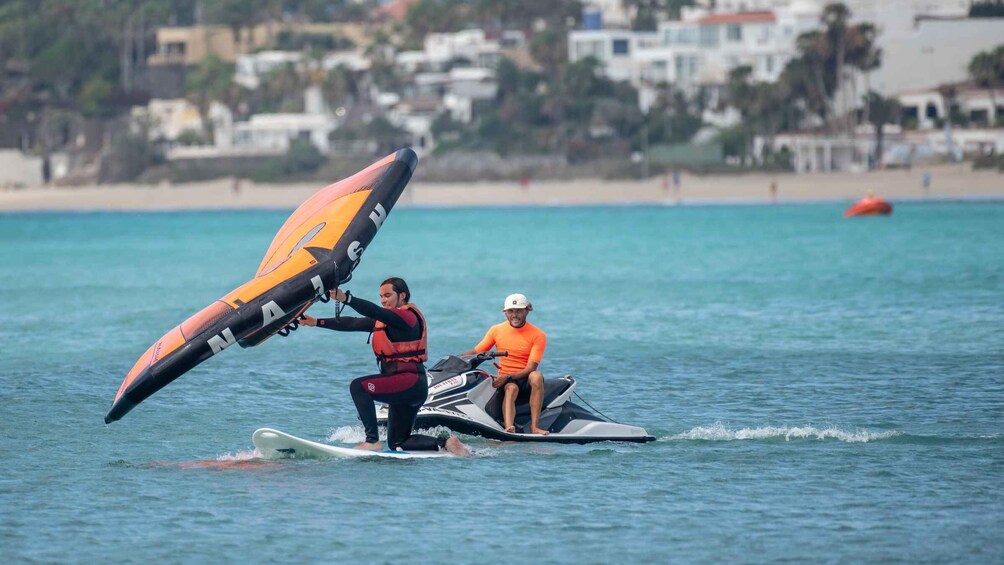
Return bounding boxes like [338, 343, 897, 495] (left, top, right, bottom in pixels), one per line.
[382, 277, 411, 302]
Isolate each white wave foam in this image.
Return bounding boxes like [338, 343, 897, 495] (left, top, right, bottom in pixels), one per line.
[325, 424, 464, 444]
[217, 450, 259, 461]
[325, 425, 367, 443]
[669, 422, 902, 443]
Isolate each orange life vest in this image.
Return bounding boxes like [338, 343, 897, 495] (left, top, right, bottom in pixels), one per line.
[371, 304, 428, 364]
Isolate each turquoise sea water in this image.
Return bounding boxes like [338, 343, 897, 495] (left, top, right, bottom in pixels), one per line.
[1, 202, 1002, 563]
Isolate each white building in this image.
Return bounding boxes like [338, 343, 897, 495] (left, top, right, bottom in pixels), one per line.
[569, 7, 817, 111]
[876, 17, 1004, 96]
[569, 0, 1004, 105]
[568, 28, 658, 84]
[396, 29, 503, 74]
[138, 85, 339, 159]
[234, 51, 303, 90]
[230, 112, 336, 154]
[897, 86, 1003, 130]
[131, 99, 206, 142]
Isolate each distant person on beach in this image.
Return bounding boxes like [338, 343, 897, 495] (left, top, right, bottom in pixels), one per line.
[301, 277, 470, 455]
[463, 293, 549, 435]
[519, 175, 530, 190]
[770, 179, 777, 204]
[672, 170, 681, 189]
[922, 171, 931, 194]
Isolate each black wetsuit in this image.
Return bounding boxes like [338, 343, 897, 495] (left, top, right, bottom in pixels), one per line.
[315, 296, 445, 451]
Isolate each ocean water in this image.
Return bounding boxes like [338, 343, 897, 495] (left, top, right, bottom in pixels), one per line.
[1, 202, 1002, 563]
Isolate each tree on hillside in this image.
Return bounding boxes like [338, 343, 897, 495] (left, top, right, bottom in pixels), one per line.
[784, 3, 881, 133]
[863, 91, 900, 168]
[184, 55, 237, 141]
[470, 0, 582, 31]
[644, 89, 703, 146]
[202, 0, 271, 50]
[844, 21, 881, 127]
[970, 1, 1004, 17]
[792, 30, 835, 128]
[402, 0, 468, 47]
[968, 45, 1004, 125]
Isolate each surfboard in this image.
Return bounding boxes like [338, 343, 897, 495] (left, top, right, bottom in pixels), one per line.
[252, 428, 453, 460]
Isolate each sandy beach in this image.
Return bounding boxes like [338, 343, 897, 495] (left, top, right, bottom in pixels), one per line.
[1, 163, 1000, 212]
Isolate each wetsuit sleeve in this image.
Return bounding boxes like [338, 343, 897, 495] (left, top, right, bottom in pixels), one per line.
[529, 331, 546, 363]
[342, 295, 414, 330]
[473, 327, 496, 353]
[314, 316, 376, 332]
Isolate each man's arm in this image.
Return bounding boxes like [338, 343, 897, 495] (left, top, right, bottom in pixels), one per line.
[300, 314, 374, 332]
[462, 328, 496, 355]
[501, 360, 539, 382]
[339, 293, 414, 330]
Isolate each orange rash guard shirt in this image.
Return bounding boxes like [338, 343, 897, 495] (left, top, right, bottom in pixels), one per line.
[474, 321, 547, 376]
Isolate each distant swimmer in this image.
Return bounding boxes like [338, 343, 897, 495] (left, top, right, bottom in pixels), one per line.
[464, 293, 549, 435]
[302, 277, 471, 455]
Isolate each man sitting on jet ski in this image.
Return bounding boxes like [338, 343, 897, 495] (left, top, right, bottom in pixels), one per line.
[463, 293, 550, 435]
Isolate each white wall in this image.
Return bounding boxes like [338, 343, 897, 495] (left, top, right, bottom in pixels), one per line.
[0, 150, 43, 187]
[876, 19, 1004, 95]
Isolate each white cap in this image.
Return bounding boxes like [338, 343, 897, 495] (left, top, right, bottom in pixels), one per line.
[502, 293, 530, 310]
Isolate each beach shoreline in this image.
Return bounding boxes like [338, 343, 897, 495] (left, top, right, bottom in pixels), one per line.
[1, 163, 1000, 212]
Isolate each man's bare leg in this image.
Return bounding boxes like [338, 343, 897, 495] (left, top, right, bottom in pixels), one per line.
[354, 441, 383, 450]
[503, 382, 519, 433]
[444, 436, 472, 456]
[528, 371, 550, 435]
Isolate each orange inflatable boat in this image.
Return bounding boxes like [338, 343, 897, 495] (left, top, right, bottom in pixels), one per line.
[844, 195, 892, 217]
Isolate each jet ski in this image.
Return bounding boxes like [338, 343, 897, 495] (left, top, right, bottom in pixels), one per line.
[376, 352, 655, 444]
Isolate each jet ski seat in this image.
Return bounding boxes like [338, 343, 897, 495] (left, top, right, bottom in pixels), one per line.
[485, 377, 574, 425]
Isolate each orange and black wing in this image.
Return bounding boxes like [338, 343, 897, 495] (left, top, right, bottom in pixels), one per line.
[105, 149, 417, 423]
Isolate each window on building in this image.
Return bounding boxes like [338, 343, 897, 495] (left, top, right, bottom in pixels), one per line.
[700, 25, 719, 47]
[970, 109, 989, 125]
[162, 42, 186, 56]
[726, 24, 742, 42]
[666, 27, 698, 45]
[575, 40, 604, 60]
[612, 39, 629, 55]
[675, 55, 699, 84]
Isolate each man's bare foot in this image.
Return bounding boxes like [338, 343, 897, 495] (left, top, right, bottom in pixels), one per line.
[530, 427, 550, 435]
[353, 441, 383, 451]
[504, 425, 516, 433]
[444, 436, 472, 456]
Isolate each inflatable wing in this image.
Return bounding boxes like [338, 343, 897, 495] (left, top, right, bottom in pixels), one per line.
[105, 149, 417, 423]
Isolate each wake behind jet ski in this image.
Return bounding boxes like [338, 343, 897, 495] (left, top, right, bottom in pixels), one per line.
[377, 352, 654, 444]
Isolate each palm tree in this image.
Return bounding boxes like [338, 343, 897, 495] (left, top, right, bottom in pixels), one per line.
[968, 49, 1000, 125]
[821, 3, 853, 133]
[863, 91, 900, 168]
[184, 55, 236, 141]
[845, 22, 881, 128]
[726, 66, 756, 164]
[203, 0, 270, 51]
[794, 30, 835, 129]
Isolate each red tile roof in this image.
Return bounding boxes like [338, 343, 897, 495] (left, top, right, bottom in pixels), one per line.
[697, 11, 776, 25]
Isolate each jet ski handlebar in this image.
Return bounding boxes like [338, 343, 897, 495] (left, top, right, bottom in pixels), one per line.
[468, 350, 507, 369]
